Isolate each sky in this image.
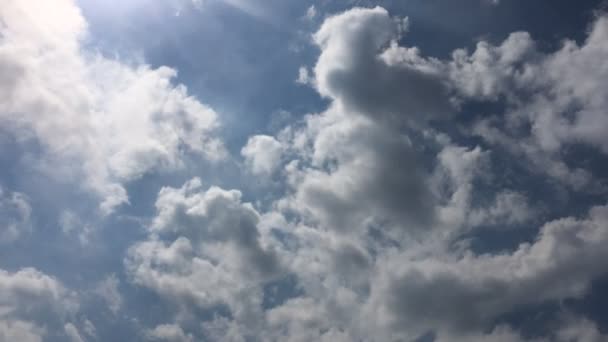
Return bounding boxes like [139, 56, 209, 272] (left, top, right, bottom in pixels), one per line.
[1, 0, 608, 341]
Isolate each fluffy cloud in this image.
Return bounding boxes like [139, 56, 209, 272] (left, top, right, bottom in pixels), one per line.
[3, 2, 606, 341]
[0, 267, 82, 342]
[309, 5, 608, 191]
[369, 203, 608, 337]
[0, 0, 224, 213]
[241, 135, 284, 176]
[313, 7, 452, 124]
[450, 15, 608, 189]
[126, 178, 282, 328]
[537, 15, 608, 153]
[279, 108, 437, 238]
[120, 6, 608, 341]
[213, 7, 608, 341]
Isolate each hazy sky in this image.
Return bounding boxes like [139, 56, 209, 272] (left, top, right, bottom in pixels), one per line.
[1, 0, 608, 341]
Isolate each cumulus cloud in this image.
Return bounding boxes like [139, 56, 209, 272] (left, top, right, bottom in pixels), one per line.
[0, 0, 224, 213]
[369, 202, 608, 337]
[308, 5, 608, 190]
[312, 7, 452, 124]
[3, 1, 606, 341]
[125, 178, 282, 328]
[241, 135, 284, 176]
[447, 15, 608, 189]
[203, 7, 608, 341]
[282, 111, 438, 239]
[0, 267, 80, 341]
[120, 6, 608, 341]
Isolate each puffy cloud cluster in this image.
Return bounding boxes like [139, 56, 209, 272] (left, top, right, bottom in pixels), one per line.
[450, 16, 608, 189]
[125, 178, 282, 332]
[120, 6, 608, 341]
[0, 0, 224, 213]
[279, 108, 437, 238]
[371, 203, 608, 337]
[3, 0, 608, 341]
[0, 268, 83, 342]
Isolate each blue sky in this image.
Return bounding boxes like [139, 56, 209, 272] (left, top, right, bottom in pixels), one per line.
[1, 0, 608, 341]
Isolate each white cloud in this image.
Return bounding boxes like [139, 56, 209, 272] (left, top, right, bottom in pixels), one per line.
[368, 202, 608, 338]
[203, 7, 608, 341]
[0, 267, 79, 341]
[0, 320, 44, 342]
[241, 135, 284, 176]
[278, 107, 437, 239]
[448, 15, 608, 189]
[0, 268, 77, 317]
[146, 324, 194, 342]
[126, 178, 282, 325]
[0, 0, 224, 214]
[64, 323, 85, 342]
[312, 7, 449, 124]
[14, 3, 600, 340]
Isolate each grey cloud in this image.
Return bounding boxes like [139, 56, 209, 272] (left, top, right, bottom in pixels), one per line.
[126, 178, 282, 329]
[282, 109, 437, 237]
[64, 323, 85, 342]
[450, 14, 608, 189]
[0, 320, 44, 342]
[372, 202, 608, 336]
[2, 2, 606, 341]
[0, 267, 82, 342]
[313, 7, 452, 124]
[448, 31, 539, 101]
[221, 6, 608, 342]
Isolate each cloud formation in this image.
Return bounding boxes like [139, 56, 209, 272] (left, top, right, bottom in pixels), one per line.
[0, 268, 82, 342]
[126, 178, 282, 332]
[2, 1, 608, 341]
[0, 0, 224, 213]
